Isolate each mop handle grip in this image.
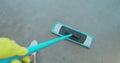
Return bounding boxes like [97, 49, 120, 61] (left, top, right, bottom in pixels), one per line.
[0, 34, 72, 63]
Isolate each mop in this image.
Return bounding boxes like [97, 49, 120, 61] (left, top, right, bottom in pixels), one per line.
[0, 22, 94, 63]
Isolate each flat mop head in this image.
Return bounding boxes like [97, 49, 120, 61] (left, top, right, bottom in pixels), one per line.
[51, 22, 94, 48]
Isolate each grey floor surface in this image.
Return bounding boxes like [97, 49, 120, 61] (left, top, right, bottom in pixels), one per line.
[0, 0, 120, 63]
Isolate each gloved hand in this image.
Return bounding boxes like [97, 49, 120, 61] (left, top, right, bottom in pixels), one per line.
[0, 38, 31, 63]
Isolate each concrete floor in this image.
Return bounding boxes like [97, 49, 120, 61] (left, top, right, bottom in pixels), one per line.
[0, 0, 120, 63]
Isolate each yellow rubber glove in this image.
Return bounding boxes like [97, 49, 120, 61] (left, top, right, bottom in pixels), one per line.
[0, 38, 31, 63]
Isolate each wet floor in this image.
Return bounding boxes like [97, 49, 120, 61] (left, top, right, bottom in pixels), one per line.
[0, 0, 120, 63]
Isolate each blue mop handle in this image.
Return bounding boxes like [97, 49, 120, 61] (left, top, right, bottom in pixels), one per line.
[0, 34, 72, 63]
